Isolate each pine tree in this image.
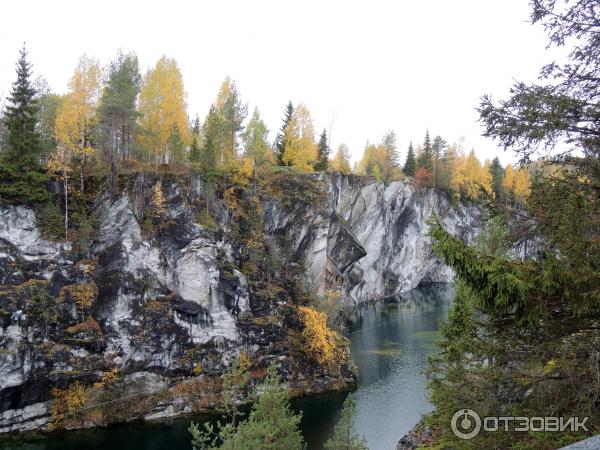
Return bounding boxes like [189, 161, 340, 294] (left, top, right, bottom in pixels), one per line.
[403, 141, 416, 177]
[0, 45, 49, 203]
[223, 366, 304, 450]
[324, 395, 367, 450]
[190, 364, 304, 450]
[314, 128, 329, 171]
[275, 101, 293, 165]
[97, 51, 141, 194]
[416, 130, 433, 172]
[189, 115, 202, 162]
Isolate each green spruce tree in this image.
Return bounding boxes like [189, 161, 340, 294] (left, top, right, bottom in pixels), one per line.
[427, 1, 600, 447]
[0, 45, 49, 204]
[242, 107, 270, 168]
[403, 141, 416, 177]
[324, 395, 368, 450]
[190, 364, 304, 450]
[189, 115, 202, 162]
[169, 123, 185, 163]
[275, 101, 293, 166]
[416, 130, 433, 172]
[201, 105, 221, 173]
[314, 128, 330, 171]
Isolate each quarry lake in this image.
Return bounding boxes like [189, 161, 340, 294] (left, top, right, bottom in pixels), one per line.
[1, 284, 453, 450]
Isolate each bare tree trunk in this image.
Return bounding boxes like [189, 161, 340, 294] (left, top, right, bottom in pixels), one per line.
[80, 158, 85, 195]
[64, 175, 69, 241]
[80, 135, 86, 194]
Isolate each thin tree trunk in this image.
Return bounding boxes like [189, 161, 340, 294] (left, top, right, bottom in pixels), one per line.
[80, 135, 86, 194]
[80, 160, 84, 195]
[64, 175, 69, 241]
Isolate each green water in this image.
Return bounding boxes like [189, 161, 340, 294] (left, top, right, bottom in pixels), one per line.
[0, 284, 453, 450]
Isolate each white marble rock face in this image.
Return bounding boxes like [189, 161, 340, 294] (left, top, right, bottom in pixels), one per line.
[0, 173, 482, 432]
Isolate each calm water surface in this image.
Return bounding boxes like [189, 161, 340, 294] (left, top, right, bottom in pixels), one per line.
[0, 284, 453, 450]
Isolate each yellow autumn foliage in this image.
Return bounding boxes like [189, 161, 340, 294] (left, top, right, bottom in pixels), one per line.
[153, 180, 166, 216]
[297, 305, 339, 365]
[358, 143, 387, 180]
[331, 144, 352, 174]
[504, 164, 531, 206]
[138, 56, 190, 164]
[51, 54, 101, 200]
[54, 55, 101, 166]
[60, 282, 98, 319]
[230, 157, 254, 187]
[51, 382, 87, 428]
[238, 350, 252, 371]
[283, 103, 317, 171]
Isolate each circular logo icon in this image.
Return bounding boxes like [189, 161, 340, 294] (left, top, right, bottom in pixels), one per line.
[451, 409, 481, 440]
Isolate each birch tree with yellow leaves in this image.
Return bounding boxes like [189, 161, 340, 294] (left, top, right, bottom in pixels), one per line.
[53, 55, 102, 195]
[449, 149, 492, 200]
[282, 103, 317, 171]
[358, 143, 386, 180]
[331, 143, 352, 174]
[138, 56, 189, 164]
[47, 143, 71, 240]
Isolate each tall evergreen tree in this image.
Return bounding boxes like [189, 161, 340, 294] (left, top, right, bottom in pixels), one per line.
[190, 365, 304, 450]
[216, 78, 247, 165]
[416, 130, 433, 171]
[381, 129, 400, 182]
[432, 135, 447, 188]
[427, 1, 600, 447]
[314, 128, 329, 171]
[201, 105, 221, 172]
[403, 141, 416, 176]
[0, 45, 48, 203]
[488, 156, 505, 201]
[97, 51, 141, 194]
[169, 123, 185, 163]
[275, 101, 293, 165]
[189, 115, 202, 162]
[242, 107, 270, 168]
[324, 395, 367, 450]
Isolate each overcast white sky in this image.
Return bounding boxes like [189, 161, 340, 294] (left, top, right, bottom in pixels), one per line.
[1, 0, 551, 165]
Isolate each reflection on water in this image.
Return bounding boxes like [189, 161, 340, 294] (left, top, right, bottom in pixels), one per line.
[346, 284, 453, 450]
[0, 284, 453, 450]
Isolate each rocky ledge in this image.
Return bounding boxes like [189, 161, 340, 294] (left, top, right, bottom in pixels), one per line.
[0, 171, 480, 433]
